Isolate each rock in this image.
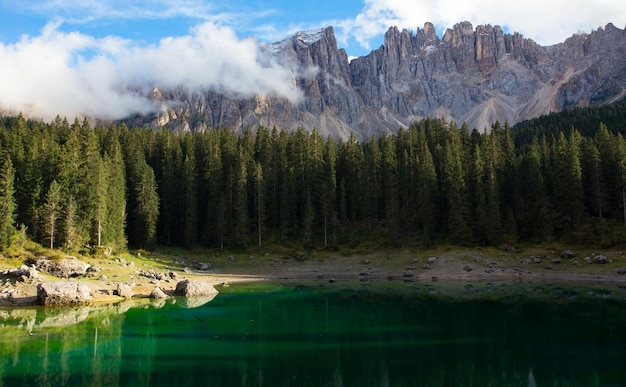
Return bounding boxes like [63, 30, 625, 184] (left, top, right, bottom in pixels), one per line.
[532, 256, 542, 264]
[560, 250, 576, 259]
[139, 269, 166, 280]
[128, 261, 135, 269]
[294, 252, 308, 261]
[129, 22, 626, 140]
[87, 265, 101, 273]
[427, 257, 437, 264]
[594, 255, 611, 264]
[116, 283, 133, 299]
[361, 259, 371, 265]
[403, 269, 415, 277]
[463, 265, 473, 272]
[150, 287, 168, 299]
[584, 256, 592, 264]
[422, 264, 433, 270]
[37, 281, 93, 306]
[521, 258, 532, 265]
[174, 280, 218, 297]
[228, 255, 235, 262]
[500, 244, 520, 253]
[197, 262, 211, 271]
[617, 268, 626, 275]
[169, 271, 178, 280]
[98, 274, 108, 281]
[7, 265, 40, 280]
[552, 258, 561, 265]
[36, 257, 90, 278]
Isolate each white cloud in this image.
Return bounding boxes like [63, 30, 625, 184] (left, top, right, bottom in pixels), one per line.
[0, 22, 301, 120]
[337, 0, 626, 49]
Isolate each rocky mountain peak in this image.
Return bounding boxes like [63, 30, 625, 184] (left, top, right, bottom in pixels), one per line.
[137, 21, 626, 139]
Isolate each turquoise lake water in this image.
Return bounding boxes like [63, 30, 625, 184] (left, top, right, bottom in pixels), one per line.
[1, 281, 626, 386]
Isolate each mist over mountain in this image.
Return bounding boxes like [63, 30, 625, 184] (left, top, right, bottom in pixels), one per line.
[133, 21, 626, 138]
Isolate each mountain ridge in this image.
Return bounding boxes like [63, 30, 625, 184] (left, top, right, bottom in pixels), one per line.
[122, 22, 626, 138]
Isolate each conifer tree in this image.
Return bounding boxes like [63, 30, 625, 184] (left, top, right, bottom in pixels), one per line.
[44, 180, 61, 249]
[124, 132, 160, 249]
[322, 136, 338, 248]
[101, 126, 127, 249]
[443, 127, 470, 244]
[181, 152, 198, 248]
[414, 130, 438, 244]
[253, 162, 264, 249]
[0, 154, 16, 249]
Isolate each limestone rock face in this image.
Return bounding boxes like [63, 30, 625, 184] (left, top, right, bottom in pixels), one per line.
[37, 281, 93, 306]
[130, 22, 626, 138]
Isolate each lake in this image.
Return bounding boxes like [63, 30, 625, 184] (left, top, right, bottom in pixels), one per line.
[1, 280, 626, 386]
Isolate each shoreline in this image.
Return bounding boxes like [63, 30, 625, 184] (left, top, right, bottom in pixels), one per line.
[2, 246, 626, 307]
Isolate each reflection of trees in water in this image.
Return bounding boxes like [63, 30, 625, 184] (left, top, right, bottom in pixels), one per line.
[0, 287, 626, 385]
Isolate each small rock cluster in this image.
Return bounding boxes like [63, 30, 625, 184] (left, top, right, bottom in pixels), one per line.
[138, 269, 167, 281]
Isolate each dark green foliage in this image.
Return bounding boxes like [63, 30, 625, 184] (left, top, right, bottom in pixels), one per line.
[0, 153, 16, 249]
[1, 103, 625, 253]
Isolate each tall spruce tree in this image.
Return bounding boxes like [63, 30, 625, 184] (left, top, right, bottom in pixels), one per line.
[101, 126, 127, 249]
[0, 154, 16, 249]
[44, 180, 61, 249]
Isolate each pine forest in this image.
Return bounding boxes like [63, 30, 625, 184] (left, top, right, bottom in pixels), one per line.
[1, 102, 626, 254]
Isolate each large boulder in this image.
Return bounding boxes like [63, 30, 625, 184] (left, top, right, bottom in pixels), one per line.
[174, 280, 218, 297]
[36, 257, 90, 278]
[150, 287, 168, 299]
[594, 255, 611, 264]
[116, 283, 133, 299]
[37, 281, 93, 306]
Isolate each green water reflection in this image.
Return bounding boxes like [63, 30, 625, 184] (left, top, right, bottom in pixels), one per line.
[1, 281, 626, 386]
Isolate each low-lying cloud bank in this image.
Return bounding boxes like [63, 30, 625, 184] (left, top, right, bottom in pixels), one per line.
[0, 22, 301, 120]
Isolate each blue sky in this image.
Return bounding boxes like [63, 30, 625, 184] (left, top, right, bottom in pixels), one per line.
[0, 0, 624, 120]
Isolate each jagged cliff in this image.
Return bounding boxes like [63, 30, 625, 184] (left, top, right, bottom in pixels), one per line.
[137, 22, 626, 138]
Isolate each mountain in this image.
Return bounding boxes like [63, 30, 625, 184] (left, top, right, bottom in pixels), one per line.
[134, 22, 626, 138]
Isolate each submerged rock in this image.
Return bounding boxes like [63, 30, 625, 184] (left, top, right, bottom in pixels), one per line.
[37, 281, 93, 306]
[174, 280, 218, 297]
